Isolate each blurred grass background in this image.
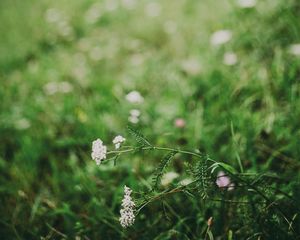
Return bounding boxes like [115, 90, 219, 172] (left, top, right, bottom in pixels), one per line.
[0, 0, 300, 239]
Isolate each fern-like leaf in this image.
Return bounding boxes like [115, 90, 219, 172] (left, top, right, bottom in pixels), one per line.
[194, 155, 210, 199]
[152, 150, 177, 190]
[127, 126, 152, 147]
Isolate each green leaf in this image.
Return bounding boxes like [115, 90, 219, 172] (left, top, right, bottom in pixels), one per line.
[127, 126, 152, 147]
[152, 150, 177, 189]
[210, 162, 238, 175]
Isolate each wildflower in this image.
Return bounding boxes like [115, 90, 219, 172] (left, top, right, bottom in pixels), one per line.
[113, 135, 126, 149]
[91, 139, 107, 165]
[119, 186, 135, 228]
[223, 52, 238, 66]
[15, 118, 31, 130]
[126, 91, 144, 104]
[128, 109, 141, 124]
[289, 44, 300, 56]
[210, 30, 232, 46]
[207, 217, 213, 227]
[44, 82, 59, 95]
[161, 172, 179, 186]
[237, 0, 256, 8]
[216, 171, 234, 191]
[181, 58, 201, 75]
[130, 109, 140, 117]
[174, 118, 186, 128]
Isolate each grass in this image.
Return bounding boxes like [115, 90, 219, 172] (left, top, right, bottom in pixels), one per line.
[0, 0, 300, 239]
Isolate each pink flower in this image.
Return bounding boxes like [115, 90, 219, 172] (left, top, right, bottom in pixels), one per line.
[216, 171, 234, 191]
[174, 118, 186, 128]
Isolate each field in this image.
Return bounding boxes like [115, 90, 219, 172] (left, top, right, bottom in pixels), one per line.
[1, 0, 300, 239]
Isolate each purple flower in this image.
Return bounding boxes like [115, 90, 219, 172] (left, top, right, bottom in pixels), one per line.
[216, 171, 234, 191]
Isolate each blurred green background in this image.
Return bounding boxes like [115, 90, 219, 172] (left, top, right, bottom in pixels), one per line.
[1, 0, 300, 239]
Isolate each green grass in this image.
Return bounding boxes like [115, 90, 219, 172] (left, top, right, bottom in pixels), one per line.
[1, 0, 300, 239]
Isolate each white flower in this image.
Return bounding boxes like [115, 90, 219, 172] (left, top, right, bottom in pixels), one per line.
[91, 139, 107, 165]
[181, 58, 202, 75]
[126, 91, 144, 104]
[113, 135, 126, 149]
[161, 172, 179, 186]
[223, 52, 238, 66]
[237, 0, 256, 8]
[210, 30, 232, 46]
[15, 118, 31, 130]
[130, 109, 140, 117]
[289, 44, 300, 56]
[128, 115, 139, 124]
[128, 109, 141, 124]
[44, 82, 59, 95]
[119, 186, 135, 228]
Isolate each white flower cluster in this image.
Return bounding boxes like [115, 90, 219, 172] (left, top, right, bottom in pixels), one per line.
[119, 186, 135, 228]
[210, 30, 232, 46]
[91, 139, 107, 165]
[237, 0, 256, 8]
[113, 135, 126, 149]
[126, 91, 144, 104]
[289, 44, 300, 56]
[128, 109, 140, 124]
[223, 52, 238, 66]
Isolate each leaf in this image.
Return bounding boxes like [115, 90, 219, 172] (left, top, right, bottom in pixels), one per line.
[152, 150, 177, 189]
[210, 162, 238, 175]
[127, 126, 152, 147]
[194, 155, 210, 199]
[207, 230, 214, 240]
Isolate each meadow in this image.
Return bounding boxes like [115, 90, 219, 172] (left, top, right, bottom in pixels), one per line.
[0, 0, 300, 239]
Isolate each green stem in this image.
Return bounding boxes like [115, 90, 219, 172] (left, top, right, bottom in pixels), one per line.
[107, 146, 217, 163]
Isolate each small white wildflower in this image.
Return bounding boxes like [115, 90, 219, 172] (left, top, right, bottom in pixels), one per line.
[289, 44, 300, 56]
[128, 115, 139, 124]
[126, 91, 144, 104]
[44, 82, 59, 95]
[15, 118, 31, 130]
[91, 139, 107, 165]
[210, 30, 232, 46]
[223, 52, 238, 66]
[113, 135, 126, 149]
[119, 186, 135, 228]
[237, 0, 256, 8]
[161, 172, 179, 186]
[130, 109, 140, 117]
[181, 58, 202, 75]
